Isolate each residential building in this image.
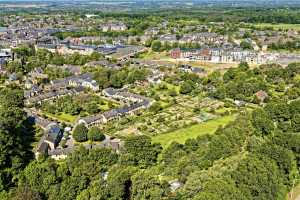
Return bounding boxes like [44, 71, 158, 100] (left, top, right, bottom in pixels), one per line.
[44, 123, 63, 150]
[78, 88, 151, 127]
[101, 22, 127, 32]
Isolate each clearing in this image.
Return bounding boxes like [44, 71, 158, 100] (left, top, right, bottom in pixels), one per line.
[252, 23, 300, 31]
[152, 114, 236, 148]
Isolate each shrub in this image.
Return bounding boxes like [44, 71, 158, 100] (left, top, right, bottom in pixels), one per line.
[73, 123, 88, 142]
[88, 126, 105, 141]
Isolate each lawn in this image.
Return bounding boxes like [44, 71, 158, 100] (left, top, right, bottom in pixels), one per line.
[138, 50, 169, 60]
[45, 112, 78, 124]
[164, 82, 180, 93]
[152, 114, 236, 148]
[98, 99, 119, 111]
[215, 107, 236, 114]
[252, 23, 300, 31]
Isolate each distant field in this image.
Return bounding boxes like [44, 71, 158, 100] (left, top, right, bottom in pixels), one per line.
[152, 115, 236, 148]
[138, 51, 169, 60]
[252, 23, 300, 31]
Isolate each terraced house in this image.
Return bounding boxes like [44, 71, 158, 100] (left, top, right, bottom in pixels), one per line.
[78, 88, 152, 127]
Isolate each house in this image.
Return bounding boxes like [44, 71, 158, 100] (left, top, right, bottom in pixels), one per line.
[169, 180, 183, 192]
[171, 47, 265, 64]
[85, 60, 110, 68]
[6, 73, 19, 84]
[159, 34, 177, 44]
[50, 73, 99, 91]
[144, 27, 160, 36]
[191, 67, 206, 76]
[170, 48, 211, 61]
[234, 100, 246, 107]
[48, 148, 72, 160]
[57, 44, 96, 55]
[77, 114, 106, 127]
[0, 27, 8, 36]
[24, 85, 42, 98]
[178, 64, 206, 76]
[78, 88, 151, 127]
[101, 22, 127, 32]
[178, 32, 225, 46]
[0, 49, 12, 68]
[110, 138, 121, 152]
[36, 36, 58, 45]
[26, 111, 54, 130]
[44, 123, 63, 150]
[24, 79, 34, 89]
[170, 48, 181, 59]
[25, 88, 81, 106]
[62, 64, 81, 75]
[95, 44, 121, 55]
[81, 79, 99, 91]
[107, 45, 147, 61]
[28, 67, 48, 83]
[255, 90, 268, 103]
[147, 71, 164, 84]
[35, 142, 49, 158]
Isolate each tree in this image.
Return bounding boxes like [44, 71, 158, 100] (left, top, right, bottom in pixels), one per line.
[107, 166, 136, 200]
[122, 136, 162, 167]
[251, 108, 275, 135]
[151, 40, 162, 52]
[20, 159, 57, 194]
[168, 89, 178, 97]
[85, 102, 99, 114]
[131, 169, 169, 200]
[238, 62, 250, 71]
[180, 81, 194, 94]
[12, 184, 42, 200]
[232, 155, 286, 200]
[0, 88, 30, 191]
[149, 102, 162, 113]
[73, 124, 88, 142]
[87, 127, 105, 141]
[240, 41, 253, 50]
[193, 178, 247, 200]
[58, 176, 88, 200]
[145, 39, 153, 47]
[265, 101, 291, 122]
[291, 114, 300, 132]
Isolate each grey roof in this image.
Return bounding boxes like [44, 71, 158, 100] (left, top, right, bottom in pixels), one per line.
[81, 113, 104, 124]
[80, 88, 151, 125]
[45, 124, 62, 143]
[37, 142, 49, 154]
[28, 115, 53, 129]
[48, 148, 73, 156]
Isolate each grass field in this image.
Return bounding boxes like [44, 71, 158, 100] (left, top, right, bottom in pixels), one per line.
[152, 114, 236, 148]
[252, 23, 300, 31]
[138, 50, 169, 60]
[45, 112, 78, 124]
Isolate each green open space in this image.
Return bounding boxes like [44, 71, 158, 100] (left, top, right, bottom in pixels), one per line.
[152, 114, 236, 148]
[252, 23, 300, 31]
[138, 50, 169, 60]
[44, 112, 78, 123]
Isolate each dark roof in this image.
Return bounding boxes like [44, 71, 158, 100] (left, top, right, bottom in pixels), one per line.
[45, 124, 62, 143]
[103, 88, 119, 96]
